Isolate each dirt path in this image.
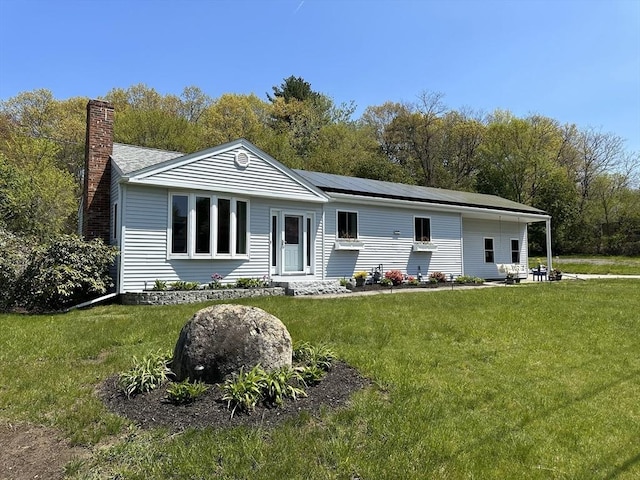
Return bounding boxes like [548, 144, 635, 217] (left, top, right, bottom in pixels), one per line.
[0, 420, 90, 480]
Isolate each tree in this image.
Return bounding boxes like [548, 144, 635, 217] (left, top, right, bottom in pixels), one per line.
[0, 149, 77, 238]
[201, 94, 271, 146]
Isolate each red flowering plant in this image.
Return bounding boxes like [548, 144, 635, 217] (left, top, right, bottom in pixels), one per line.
[384, 270, 404, 286]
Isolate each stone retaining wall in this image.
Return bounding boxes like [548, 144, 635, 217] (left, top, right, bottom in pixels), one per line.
[121, 287, 286, 306]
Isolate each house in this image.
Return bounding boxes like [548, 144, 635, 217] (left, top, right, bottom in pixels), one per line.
[81, 100, 552, 294]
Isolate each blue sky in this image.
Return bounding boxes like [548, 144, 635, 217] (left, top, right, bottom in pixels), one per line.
[1, 0, 639, 152]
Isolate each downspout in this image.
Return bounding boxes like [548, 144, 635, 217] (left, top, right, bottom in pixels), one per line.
[546, 217, 553, 271]
[117, 184, 127, 294]
[321, 205, 325, 280]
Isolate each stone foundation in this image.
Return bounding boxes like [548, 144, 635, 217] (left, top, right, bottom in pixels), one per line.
[121, 287, 286, 306]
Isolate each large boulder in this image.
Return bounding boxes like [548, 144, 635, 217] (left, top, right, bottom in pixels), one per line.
[171, 304, 292, 383]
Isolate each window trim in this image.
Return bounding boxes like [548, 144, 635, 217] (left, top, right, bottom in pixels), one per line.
[413, 216, 431, 242]
[336, 210, 359, 240]
[484, 237, 495, 264]
[113, 202, 119, 241]
[511, 238, 520, 264]
[167, 192, 250, 260]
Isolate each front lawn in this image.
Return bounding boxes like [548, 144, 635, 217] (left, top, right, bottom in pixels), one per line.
[1, 280, 639, 479]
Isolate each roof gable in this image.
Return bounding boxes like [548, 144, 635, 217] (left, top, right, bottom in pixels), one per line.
[113, 139, 328, 203]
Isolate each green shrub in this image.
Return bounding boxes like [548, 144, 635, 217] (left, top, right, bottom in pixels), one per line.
[234, 277, 269, 288]
[221, 365, 267, 417]
[294, 364, 327, 386]
[455, 275, 484, 284]
[0, 228, 33, 311]
[118, 350, 173, 399]
[152, 279, 167, 291]
[16, 235, 117, 311]
[263, 366, 306, 406]
[169, 281, 200, 290]
[166, 379, 209, 405]
[293, 342, 336, 371]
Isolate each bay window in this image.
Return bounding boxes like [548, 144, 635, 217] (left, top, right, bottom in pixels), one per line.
[169, 193, 249, 258]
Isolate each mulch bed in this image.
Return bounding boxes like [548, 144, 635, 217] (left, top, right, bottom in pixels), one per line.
[349, 282, 485, 293]
[98, 361, 370, 432]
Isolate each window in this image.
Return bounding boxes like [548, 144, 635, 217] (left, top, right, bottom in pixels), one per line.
[217, 198, 231, 254]
[484, 238, 494, 263]
[271, 215, 278, 267]
[337, 211, 358, 239]
[195, 196, 211, 254]
[414, 217, 431, 242]
[306, 217, 312, 267]
[171, 195, 188, 254]
[113, 203, 118, 241]
[236, 200, 247, 255]
[511, 239, 520, 263]
[169, 194, 248, 258]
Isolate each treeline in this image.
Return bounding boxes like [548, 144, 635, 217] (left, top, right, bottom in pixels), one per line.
[1, 77, 639, 254]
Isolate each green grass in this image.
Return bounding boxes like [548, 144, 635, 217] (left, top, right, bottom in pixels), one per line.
[531, 255, 640, 275]
[1, 280, 640, 478]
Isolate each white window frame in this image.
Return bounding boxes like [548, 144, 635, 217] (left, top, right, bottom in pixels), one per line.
[413, 216, 431, 242]
[511, 238, 520, 264]
[484, 237, 495, 264]
[167, 192, 249, 260]
[336, 210, 359, 240]
[112, 202, 119, 242]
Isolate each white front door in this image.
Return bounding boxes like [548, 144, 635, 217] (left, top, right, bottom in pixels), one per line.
[284, 214, 304, 272]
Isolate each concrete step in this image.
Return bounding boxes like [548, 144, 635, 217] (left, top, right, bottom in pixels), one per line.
[272, 279, 351, 296]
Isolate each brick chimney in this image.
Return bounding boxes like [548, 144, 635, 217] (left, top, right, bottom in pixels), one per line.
[82, 100, 114, 242]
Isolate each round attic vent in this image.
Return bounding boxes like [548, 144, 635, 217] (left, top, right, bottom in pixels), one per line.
[235, 150, 250, 168]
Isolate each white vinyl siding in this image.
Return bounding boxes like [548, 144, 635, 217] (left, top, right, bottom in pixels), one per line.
[462, 218, 528, 279]
[119, 185, 323, 292]
[143, 148, 323, 202]
[324, 202, 462, 280]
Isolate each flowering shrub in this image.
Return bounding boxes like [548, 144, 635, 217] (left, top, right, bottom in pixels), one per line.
[407, 275, 419, 285]
[210, 272, 223, 289]
[429, 271, 447, 283]
[384, 270, 404, 286]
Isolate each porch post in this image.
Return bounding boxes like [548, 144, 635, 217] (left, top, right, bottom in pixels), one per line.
[546, 218, 553, 271]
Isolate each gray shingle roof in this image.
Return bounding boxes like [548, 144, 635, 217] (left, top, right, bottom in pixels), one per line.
[112, 143, 184, 175]
[294, 169, 546, 215]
